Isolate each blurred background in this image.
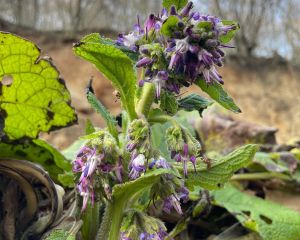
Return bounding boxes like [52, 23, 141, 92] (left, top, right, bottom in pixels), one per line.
[0, 0, 300, 149]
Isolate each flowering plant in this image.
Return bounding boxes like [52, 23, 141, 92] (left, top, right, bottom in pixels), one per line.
[2, 1, 300, 240]
[71, 1, 256, 239]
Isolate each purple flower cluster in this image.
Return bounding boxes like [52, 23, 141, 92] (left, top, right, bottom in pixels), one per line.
[72, 132, 121, 210]
[117, 1, 237, 98]
[163, 186, 189, 215]
[73, 146, 100, 210]
[149, 156, 189, 215]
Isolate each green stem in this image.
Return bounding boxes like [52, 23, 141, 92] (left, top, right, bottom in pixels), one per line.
[108, 200, 126, 240]
[97, 200, 126, 240]
[97, 202, 112, 240]
[135, 82, 155, 117]
[231, 172, 291, 181]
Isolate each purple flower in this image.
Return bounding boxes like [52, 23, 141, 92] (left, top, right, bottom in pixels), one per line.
[153, 70, 168, 98]
[136, 57, 152, 67]
[179, 187, 189, 203]
[163, 195, 183, 215]
[139, 228, 169, 240]
[180, 1, 193, 17]
[144, 14, 156, 33]
[129, 154, 146, 179]
[120, 232, 132, 240]
[155, 157, 171, 169]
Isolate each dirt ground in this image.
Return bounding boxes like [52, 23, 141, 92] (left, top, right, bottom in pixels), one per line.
[22, 35, 300, 150]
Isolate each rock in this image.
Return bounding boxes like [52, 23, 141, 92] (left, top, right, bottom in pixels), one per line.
[197, 114, 278, 152]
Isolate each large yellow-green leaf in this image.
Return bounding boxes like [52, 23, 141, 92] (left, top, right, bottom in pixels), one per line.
[73, 33, 137, 120]
[214, 184, 300, 240]
[174, 144, 258, 190]
[0, 32, 77, 139]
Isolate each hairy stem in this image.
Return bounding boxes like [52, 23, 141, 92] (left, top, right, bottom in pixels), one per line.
[231, 172, 291, 181]
[108, 200, 126, 240]
[97, 202, 112, 240]
[135, 82, 155, 117]
[97, 200, 126, 240]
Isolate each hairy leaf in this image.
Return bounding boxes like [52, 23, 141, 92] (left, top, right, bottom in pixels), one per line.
[0, 139, 73, 186]
[73, 33, 137, 120]
[219, 20, 240, 44]
[178, 94, 213, 116]
[196, 79, 241, 113]
[162, 0, 188, 10]
[100, 169, 173, 239]
[86, 80, 118, 140]
[214, 184, 300, 240]
[0, 32, 77, 139]
[174, 144, 258, 190]
[113, 168, 172, 200]
[99, 37, 139, 62]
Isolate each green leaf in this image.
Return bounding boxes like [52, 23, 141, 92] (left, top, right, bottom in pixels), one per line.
[101, 169, 173, 240]
[0, 32, 77, 139]
[219, 20, 239, 44]
[160, 91, 178, 115]
[160, 16, 179, 37]
[253, 152, 289, 173]
[73, 33, 137, 120]
[99, 37, 139, 62]
[113, 168, 172, 200]
[196, 79, 241, 113]
[86, 80, 118, 140]
[178, 94, 213, 116]
[174, 144, 258, 190]
[0, 139, 73, 186]
[62, 139, 87, 160]
[162, 0, 188, 10]
[151, 123, 172, 161]
[213, 184, 300, 240]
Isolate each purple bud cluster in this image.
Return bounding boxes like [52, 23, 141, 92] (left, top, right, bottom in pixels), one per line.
[166, 126, 200, 176]
[126, 119, 151, 179]
[117, 1, 237, 98]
